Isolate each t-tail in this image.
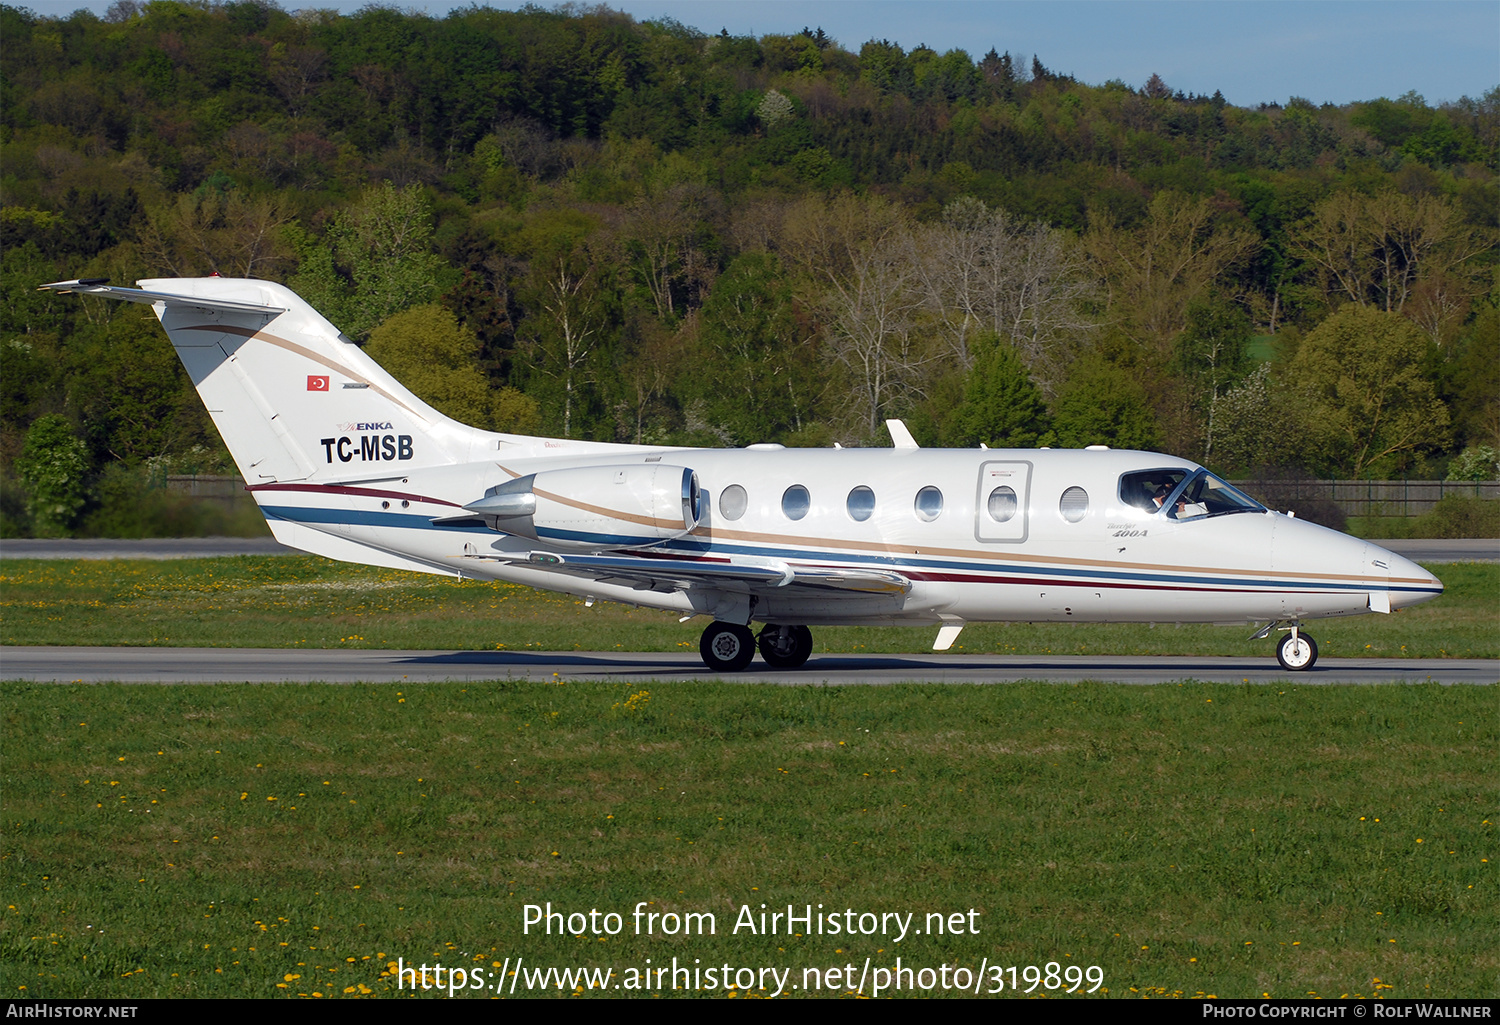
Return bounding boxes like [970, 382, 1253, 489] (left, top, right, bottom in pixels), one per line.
[39, 277, 503, 484]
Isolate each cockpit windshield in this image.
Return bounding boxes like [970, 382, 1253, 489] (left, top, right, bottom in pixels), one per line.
[1119, 468, 1265, 520]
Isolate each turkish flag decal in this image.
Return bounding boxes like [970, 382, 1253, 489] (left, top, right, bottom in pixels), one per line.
[307, 375, 329, 391]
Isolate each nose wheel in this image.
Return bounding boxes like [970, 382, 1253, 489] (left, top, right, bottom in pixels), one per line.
[757, 624, 814, 669]
[1276, 630, 1318, 671]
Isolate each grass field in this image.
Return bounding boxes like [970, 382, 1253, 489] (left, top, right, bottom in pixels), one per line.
[1, 680, 1494, 999]
[2, 559, 1495, 999]
[1, 557, 1495, 659]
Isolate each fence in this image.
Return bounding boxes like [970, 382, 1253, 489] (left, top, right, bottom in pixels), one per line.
[164, 474, 258, 516]
[1231, 479, 1500, 518]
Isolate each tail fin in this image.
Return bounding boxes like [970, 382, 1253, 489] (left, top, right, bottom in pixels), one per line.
[41, 277, 498, 483]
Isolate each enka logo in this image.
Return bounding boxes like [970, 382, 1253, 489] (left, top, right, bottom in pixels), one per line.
[319, 435, 413, 463]
[338, 421, 394, 432]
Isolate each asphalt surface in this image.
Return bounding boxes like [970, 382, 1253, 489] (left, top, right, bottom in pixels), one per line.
[2, 537, 1495, 561]
[2, 647, 1494, 684]
[0, 537, 293, 559]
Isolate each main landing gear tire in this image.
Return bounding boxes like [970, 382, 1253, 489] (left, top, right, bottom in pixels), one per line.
[757, 624, 814, 669]
[1276, 631, 1318, 671]
[700, 621, 755, 672]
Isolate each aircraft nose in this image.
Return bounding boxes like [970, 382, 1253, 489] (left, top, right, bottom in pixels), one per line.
[1367, 543, 1444, 610]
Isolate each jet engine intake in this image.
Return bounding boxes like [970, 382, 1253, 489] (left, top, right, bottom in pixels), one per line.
[464, 464, 701, 550]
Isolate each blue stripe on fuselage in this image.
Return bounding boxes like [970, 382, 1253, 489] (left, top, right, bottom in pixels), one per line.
[258, 504, 1436, 595]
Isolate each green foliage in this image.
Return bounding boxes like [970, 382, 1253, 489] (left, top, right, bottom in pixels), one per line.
[943, 335, 1053, 447]
[1441, 305, 1499, 452]
[1351, 495, 1500, 540]
[1172, 298, 1252, 393]
[685, 252, 809, 445]
[1290, 305, 1450, 478]
[492, 386, 542, 435]
[364, 304, 502, 428]
[1050, 353, 1159, 450]
[15, 414, 88, 537]
[1, 0, 1493, 489]
[76, 462, 268, 538]
[288, 182, 441, 340]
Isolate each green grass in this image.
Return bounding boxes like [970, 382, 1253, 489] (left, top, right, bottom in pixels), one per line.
[1, 681, 1493, 999]
[2, 557, 1496, 659]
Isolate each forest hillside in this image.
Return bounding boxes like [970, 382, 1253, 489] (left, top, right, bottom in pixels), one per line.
[2, 1, 1495, 536]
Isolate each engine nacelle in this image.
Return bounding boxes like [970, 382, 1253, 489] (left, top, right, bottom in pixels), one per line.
[464, 464, 701, 550]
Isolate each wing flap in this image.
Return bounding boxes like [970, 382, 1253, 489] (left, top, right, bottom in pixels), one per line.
[510, 551, 911, 597]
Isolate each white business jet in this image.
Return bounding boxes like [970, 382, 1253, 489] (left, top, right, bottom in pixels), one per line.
[40, 277, 1443, 672]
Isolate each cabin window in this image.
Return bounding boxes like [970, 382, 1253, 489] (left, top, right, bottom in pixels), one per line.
[719, 484, 747, 521]
[847, 486, 876, 522]
[782, 484, 811, 521]
[914, 486, 943, 522]
[986, 486, 1017, 523]
[1060, 486, 1089, 522]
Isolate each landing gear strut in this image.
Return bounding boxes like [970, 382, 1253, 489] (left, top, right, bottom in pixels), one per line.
[699, 621, 755, 672]
[757, 624, 813, 669]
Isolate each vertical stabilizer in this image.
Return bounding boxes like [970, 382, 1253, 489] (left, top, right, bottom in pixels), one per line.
[42, 277, 498, 484]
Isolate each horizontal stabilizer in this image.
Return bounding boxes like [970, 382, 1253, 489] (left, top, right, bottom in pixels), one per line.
[39, 280, 287, 315]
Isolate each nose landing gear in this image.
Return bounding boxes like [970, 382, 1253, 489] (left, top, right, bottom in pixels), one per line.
[1251, 621, 1320, 670]
[1276, 630, 1318, 671]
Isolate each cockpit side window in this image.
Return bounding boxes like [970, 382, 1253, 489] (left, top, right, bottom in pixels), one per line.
[1119, 469, 1189, 514]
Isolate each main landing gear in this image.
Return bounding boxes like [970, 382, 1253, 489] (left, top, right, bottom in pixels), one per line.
[698, 622, 813, 671]
[1255, 621, 1319, 671]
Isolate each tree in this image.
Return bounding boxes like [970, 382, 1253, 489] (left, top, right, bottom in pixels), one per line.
[138, 191, 292, 279]
[621, 184, 716, 321]
[364, 305, 496, 428]
[911, 197, 1097, 394]
[1206, 364, 1306, 477]
[1289, 305, 1450, 478]
[288, 181, 442, 340]
[782, 194, 930, 440]
[1287, 190, 1491, 333]
[688, 252, 810, 445]
[516, 215, 613, 439]
[16, 414, 88, 537]
[1171, 298, 1253, 461]
[943, 335, 1053, 448]
[1086, 190, 1258, 355]
[1050, 353, 1159, 450]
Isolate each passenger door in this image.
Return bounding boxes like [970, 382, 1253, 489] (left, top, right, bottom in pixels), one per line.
[974, 461, 1031, 543]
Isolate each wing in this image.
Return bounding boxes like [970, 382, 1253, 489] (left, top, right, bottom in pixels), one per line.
[474, 550, 911, 597]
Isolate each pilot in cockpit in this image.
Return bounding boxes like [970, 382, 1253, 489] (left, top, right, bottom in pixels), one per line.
[1151, 483, 1204, 519]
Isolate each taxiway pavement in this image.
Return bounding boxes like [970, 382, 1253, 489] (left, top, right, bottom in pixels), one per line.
[2, 647, 1494, 685]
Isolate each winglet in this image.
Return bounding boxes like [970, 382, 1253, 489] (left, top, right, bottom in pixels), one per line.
[886, 419, 919, 449]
